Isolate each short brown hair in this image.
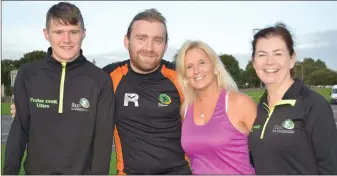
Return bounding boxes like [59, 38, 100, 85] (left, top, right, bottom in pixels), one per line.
[126, 8, 168, 43]
[46, 2, 84, 30]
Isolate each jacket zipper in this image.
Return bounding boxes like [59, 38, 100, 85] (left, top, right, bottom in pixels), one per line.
[260, 100, 296, 139]
[58, 62, 67, 113]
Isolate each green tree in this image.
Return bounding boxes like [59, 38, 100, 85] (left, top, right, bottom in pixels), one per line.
[308, 68, 337, 85]
[219, 54, 241, 84]
[1, 59, 18, 87]
[18, 50, 46, 66]
[300, 58, 327, 84]
[315, 59, 327, 70]
[238, 68, 245, 88]
[293, 61, 304, 80]
[1, 50, 46, 96]
[5, 86, 13, 97]
[242, 61, 260, 88]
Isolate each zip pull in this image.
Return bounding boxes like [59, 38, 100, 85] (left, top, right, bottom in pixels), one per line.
[260, 100, 296, 139]
[58, 62, 67, 113]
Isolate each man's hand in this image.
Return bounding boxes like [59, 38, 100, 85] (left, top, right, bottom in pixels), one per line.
[10, 104, 16, 118]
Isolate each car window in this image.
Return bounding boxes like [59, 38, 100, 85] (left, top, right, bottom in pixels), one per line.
[332, 89, 337, 94]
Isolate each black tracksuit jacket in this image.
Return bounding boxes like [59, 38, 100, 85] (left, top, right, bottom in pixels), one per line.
[249, 79, 337, 174]
[3, 48, 115, 175]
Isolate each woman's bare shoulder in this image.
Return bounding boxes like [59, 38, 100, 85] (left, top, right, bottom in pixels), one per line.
[228, 91, 257, 108]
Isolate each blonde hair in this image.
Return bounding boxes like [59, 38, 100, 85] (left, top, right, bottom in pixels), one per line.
[176, 40, 238, 112]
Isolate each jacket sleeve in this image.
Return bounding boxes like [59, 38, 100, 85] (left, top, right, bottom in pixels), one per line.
[3, 66, 30, 175]
[306, 94, 337, 174]
[90, 76, 115, 174]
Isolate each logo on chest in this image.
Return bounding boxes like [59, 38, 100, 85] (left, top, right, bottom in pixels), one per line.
[124, 93, 139, 107]
[71, 98, 90, 112]
[30, 97, 58, 109]
[123, 93, 172, 107]
[272, 119, 295, 134]
[250, 124, 261, 132]
[158, 93, 171, 107]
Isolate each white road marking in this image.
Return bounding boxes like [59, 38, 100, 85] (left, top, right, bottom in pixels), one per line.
[2, 133, 8, 136]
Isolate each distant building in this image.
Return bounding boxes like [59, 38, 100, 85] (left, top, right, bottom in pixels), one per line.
[10, 70, 18, 87]
[1, 81, 4, 98]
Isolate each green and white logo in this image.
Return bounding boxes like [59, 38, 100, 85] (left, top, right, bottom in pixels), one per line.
[253, 125, 261, 129]
[158, 94, 171, 105]
[282, 119, 294, 130]
[79, 98, 90, 108]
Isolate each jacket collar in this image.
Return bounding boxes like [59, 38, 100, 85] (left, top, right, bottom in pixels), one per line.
[260, 79, 304, 104]
[46, 47, 87, 69]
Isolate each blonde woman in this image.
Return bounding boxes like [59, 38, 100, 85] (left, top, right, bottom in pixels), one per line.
[176, 40, 256, 174]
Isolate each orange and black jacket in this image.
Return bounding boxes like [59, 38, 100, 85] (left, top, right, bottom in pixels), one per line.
[248, 79, 337, 174]
[103, 59, 191, 175]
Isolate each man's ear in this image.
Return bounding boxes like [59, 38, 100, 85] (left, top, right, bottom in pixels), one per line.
[82, 28, 86, 40]
[43, 28, 50, 42]
[124, 35, 129, 50]
[164, 38, 168, 52]
[164, 43, 168, 53]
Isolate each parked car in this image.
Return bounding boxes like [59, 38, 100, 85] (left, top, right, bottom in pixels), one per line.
[331, 85, 337, 105]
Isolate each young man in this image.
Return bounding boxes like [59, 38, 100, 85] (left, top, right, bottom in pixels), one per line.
[103, 9, 191, 175]
[9, 8, 191, 175]
[3, 2, 115, 175]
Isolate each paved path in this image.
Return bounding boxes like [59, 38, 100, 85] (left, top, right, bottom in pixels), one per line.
[332, 105, 337, 126]
[1, 115, 12, 144]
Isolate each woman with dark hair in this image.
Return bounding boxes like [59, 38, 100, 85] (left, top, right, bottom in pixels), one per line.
[248, 22, 337, 174]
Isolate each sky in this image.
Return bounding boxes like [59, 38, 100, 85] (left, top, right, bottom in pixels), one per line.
[2, 1, 337, 70]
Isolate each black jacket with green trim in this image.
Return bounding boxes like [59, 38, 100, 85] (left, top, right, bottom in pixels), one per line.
[248, 79, 337, 174]
[3, 47, 115, 175]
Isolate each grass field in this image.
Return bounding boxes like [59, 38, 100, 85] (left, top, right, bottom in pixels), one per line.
[312, 87, 332, 102]
[1, 103, 11, 116]
[244, 87, 332, 103]
[0, 87, 332, 174]
[243, 90, 264, 102]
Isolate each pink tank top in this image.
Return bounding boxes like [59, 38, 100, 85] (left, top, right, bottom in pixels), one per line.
[181, 89, 255, 174]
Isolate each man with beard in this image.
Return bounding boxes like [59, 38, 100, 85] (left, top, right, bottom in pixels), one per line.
[9, 8, 191, 175]
[102, 9, 191, 174]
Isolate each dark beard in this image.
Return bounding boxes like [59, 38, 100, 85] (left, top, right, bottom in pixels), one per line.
[131, 58, 161, 73]
[128, 49, 163, 73]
